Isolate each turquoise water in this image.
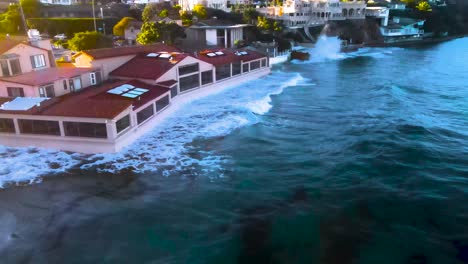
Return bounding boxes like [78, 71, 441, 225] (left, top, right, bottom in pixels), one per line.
[0, 38, 468, 263]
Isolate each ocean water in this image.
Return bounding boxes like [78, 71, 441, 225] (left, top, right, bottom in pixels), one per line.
[0, 37, 468, 263]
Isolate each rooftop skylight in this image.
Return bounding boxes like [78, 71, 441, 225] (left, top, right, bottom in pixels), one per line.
[147, 53, 159, 57]
[158, 53, 172, 59]
[0, 97, 48, 111]
[107, 84, 149, 98]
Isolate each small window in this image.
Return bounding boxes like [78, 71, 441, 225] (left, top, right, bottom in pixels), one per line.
[242, 63, 249, 73]
[250, 60, 260, 71]
[90, 71, 102, 85]
[232, 62, 241, 76]
[39, 84, 55, 98]
[30, 54, 46, 69]
[116, 115, 130, 134]
[171, 86, 178, 98]
[7, 87, 24, 97]
[90, 72, 96, 85]
[136, 105, 154, 124]
[63, 80, 68, 90]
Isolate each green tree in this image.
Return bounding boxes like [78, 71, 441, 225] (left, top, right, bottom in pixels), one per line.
[159, 9, 168, 18]
[67, 31, 112, 51]
[257, 16, 271, 31]
[0, 4, 22, 34]
[113, 17, 134, 36]
[192, 4, 207, 19]
[142, 3, 166, 22]
[159, 21, 185, 44]
[243, 7, 258, 24]
[180, 11, 193, 26]
[416, 1, 432, 11]
[136, 21, 185, 45]
[136, 22, 160, 45]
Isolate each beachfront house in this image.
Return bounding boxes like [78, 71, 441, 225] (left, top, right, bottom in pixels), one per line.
[380, 17, 425, 43]
[0, 44, 271, 153]
[0, 39, 100, 98]
[73, 44, 181, 79]
[185, 19, 250, 49]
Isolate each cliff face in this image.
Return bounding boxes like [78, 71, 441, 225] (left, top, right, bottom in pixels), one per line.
[320, 19, 384, 45]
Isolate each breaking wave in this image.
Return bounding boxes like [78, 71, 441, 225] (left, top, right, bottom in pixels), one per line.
[0, 70, 308, 188]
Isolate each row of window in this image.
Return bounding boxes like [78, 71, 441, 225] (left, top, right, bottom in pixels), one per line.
[135, 95, 171, 125]
[0, 97, 172, 138]
[5, 72, 100, 98]
[0, 54, 46, 77]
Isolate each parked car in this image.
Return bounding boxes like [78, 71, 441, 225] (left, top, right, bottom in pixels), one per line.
[54, 34, 67, 40]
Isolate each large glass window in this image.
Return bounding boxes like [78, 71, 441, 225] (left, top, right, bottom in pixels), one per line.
[156, 95, 170, 112]
[242, 63, 249, 73]
[178, 63, 199, 76]
[216, 64, 231, 81]
[201, 70, 213, 85]
[250, 60, 260, 70]
[0, 118, 15, 133]
[116, 115, 130, 134]
[19, 119, 60, 136]
[64, 121, 107, 138]
[171, 86, 178, 98]
[137, 105, 154, 124]
[0, 60, 9, 76]
[7, 87, 24, 97]
[179, 74, 200, 92]
[232, 62, 241, 76]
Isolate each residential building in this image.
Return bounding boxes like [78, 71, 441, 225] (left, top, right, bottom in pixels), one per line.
[73, 44, 181, 79]
[365, 6, 389, 26]
[259, 0, 367, 28]
[124, 21, 143, 46]
[0, 38, 99, 99]
[380, 17, 425, 43]
[186, 19, 250, 48]
[0, 44, 271, 153]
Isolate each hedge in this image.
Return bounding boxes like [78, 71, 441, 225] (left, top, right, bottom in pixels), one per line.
[27, 17, 120, 37]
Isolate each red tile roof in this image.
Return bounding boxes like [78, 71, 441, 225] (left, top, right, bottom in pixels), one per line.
[78, 43, 181, 60]
[195, 49, 266, 66]
[110, 52, 189, 80]
[31, 80, 170, 119]
[156, 79, 178, 87]
[0, 67, 96, 86]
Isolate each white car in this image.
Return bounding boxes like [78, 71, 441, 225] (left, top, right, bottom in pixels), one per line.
[54, 34, 67, 40]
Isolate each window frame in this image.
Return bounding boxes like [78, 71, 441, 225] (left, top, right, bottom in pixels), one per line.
[7, 87, 25, 98]
[31, 54, 46, 69]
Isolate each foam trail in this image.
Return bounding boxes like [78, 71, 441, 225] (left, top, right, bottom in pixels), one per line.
[245, 73, 305, 115]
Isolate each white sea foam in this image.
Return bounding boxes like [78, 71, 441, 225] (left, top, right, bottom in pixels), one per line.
[245, 73, 305, 115]
[0, 70, 307, 187]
